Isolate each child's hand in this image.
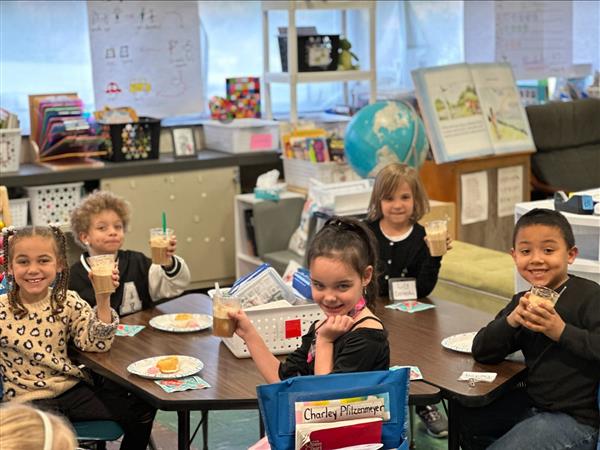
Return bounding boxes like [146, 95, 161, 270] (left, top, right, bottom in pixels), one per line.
[228, 309, 257, 341]
[317, 315, 354, 344]
[506, 294, 530, 328]
[521, 301, 566, 341]
[164, 235, 177, 267]
[446, 235, 453, 251]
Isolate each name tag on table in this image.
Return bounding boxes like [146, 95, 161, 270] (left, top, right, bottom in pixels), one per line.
[388, 278, 417, 301]
[458, 371, 497, 383]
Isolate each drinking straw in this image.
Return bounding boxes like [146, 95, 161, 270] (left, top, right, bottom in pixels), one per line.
[214, 282, 222, 299]
[162, 212, 167, 235]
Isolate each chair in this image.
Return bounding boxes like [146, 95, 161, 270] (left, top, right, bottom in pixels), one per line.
[525, 98, 600, 199]
[257, 369, 411, 450]
[73, 420, 124, 450]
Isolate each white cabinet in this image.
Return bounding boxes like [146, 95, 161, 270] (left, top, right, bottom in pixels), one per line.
[261, 0, 376, 122]
[234, 191, 305, 278]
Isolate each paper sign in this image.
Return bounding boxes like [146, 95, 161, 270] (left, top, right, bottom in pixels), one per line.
[155, 375, 211, 393]
[461, 171, 489, 225]
[285, 318, 302, 339]
[497, 165, 523, 217]
[250, 133, 273, 150]
[458, 371, 497, 383]
[388, 278, 417, 301]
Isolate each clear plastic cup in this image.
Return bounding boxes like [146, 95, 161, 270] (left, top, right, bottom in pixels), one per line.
[424, 220, 448, 257]
[529, 286, 561, 307]
[87, 254, 116, 295]
[149, 228, 173, 266]
[212, 293, 241, 337]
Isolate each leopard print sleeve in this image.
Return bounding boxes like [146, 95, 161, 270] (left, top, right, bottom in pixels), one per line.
[67, 290, 119, 352]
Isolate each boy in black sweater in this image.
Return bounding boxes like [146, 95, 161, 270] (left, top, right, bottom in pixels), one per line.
[459, 208, 599, 449]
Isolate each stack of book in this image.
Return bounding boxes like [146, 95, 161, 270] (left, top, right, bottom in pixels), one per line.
[28, 93, 107, 163]
[282, 128, 345, 163]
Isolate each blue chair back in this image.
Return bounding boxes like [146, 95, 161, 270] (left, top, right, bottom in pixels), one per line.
[257, 368, 410, 450]
[73, 420, 124, 443]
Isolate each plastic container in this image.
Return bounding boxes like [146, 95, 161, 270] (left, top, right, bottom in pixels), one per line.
[26, 182, 83, 226]
[282, 157, 361, 191]
[222, 302, 323, 358]
[102, 117, 161, 162]
[278, 34, 340, 72]
[514, 196, 600, 261]
[8, 198, 29, 228]
[0, 128, 22, 173]
[202, 119, 279, 153]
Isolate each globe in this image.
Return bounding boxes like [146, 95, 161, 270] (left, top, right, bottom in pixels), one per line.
[344, 101, 429, 178]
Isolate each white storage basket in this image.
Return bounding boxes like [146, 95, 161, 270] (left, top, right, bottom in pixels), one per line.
[222, 302, 324, 358]
[8, 198, 29, 228]
[0, 128, 22, 173]
[203, 119, 279, 153]
[26, 182, 83, 226]
[282, 157, 360, 191]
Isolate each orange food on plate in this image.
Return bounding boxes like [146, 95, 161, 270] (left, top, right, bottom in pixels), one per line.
[156, 356, 180, 374]
[175, 313, 193, 321]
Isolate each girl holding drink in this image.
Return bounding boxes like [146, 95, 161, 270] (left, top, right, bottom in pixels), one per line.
[229, 216, 390, 382]
[365, 162, 452, 438]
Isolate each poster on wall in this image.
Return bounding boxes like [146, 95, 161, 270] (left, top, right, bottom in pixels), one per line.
[87, 1, 203, 118]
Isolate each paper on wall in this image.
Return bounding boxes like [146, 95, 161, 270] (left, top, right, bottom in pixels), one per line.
[497, 165, 523, 218]
[461, 171, 489, 225]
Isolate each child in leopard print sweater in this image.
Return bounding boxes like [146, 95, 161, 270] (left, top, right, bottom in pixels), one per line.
[0, 226, 150, 450]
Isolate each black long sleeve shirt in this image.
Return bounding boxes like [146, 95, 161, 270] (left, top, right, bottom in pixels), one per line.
[366, 220, 442, 299]
[472, 275, 600, 427]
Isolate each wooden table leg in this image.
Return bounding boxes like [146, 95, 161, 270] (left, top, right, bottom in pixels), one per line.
[448, 399, 460, 450]
[177, 410, 191, 450]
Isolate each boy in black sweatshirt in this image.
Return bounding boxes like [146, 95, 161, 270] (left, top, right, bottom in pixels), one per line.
[459, 208, 599, 450]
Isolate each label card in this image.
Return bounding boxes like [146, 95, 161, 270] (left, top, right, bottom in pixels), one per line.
[388, 277, 417, 301]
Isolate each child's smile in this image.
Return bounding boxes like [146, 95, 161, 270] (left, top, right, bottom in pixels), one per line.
[512, 224, 577, 290]
[10, 236, 60, 304]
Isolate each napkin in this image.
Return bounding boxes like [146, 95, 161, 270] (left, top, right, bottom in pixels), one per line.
[155, 376, 211, 393]
[115, 324, 145, 336]
[389, 365, 423, 381]
[385, 301, 436, 313]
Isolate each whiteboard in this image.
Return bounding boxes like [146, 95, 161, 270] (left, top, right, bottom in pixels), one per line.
[88, 1, 203, 118]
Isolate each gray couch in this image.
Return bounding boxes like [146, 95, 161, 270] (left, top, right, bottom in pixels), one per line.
[526, 98, 600, 197]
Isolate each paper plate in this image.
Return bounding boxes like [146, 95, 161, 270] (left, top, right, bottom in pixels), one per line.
[149, 313, 212, 333]
[441, 331, 478, 354]
[127, 355, 204, 379]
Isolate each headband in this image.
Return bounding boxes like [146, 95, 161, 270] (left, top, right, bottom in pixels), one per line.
[35, 409, 54, 450]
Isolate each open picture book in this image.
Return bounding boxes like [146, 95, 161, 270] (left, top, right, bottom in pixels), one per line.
[412, 62, 535, 163]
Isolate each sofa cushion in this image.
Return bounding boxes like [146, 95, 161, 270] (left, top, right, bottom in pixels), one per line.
[532, 144, 600, 191]
[439, 241, 515, 299]
[526, 99, 600, 152]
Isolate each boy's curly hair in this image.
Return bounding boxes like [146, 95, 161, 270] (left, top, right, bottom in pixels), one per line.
[70, 190, 131, 248]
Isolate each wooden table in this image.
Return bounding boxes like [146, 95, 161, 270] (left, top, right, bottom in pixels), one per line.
[374, 297, 527, 450]
[74, 294, 440, 450]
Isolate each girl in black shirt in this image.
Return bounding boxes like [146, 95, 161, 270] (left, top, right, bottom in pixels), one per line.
[230, 216, 390, 383]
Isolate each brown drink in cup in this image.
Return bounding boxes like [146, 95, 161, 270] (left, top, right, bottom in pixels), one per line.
[528, 286, 560, 307]
[87, 254, 116, 295]
[424, 220, 448, 257]
[212, 293, 241, 337]
[149, 228, 173, 266]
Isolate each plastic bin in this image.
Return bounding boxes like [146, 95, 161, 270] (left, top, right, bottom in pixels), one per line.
[278, 34, 340, 72]
[26, 182, 83, 226]
[222, 302, 323, 358]
[102, 117, 160, 162]
[514, 197, 600, 261]
[0, 128, 22, 173]
[282, 157, 361, 191]
[202, 119, 279, 153]
[8, 198, 29, 228]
